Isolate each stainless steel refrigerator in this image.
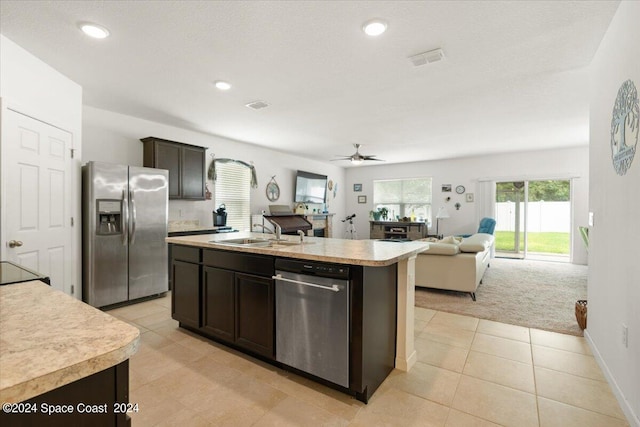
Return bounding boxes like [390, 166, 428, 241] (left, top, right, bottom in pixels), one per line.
[82, 161, 168, 307]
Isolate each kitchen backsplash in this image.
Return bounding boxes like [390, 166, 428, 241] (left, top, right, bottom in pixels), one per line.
[168, 220, 200, 232]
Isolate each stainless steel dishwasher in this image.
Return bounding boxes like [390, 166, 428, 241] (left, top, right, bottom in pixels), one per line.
[273, 259, 350, 388]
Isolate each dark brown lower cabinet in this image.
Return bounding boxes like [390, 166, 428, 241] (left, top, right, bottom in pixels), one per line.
[235, 272, 274, 357]
[201, 266, 274, 358]
[0, 361, 130, 427]
[202, 266, 235, 341]
[170, 246, 276, 359]
[172, 259, 201, 329]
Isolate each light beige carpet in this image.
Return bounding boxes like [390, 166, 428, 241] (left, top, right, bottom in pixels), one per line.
[415, 258, 588, 336]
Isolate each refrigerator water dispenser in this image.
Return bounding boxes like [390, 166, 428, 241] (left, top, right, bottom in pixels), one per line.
[96, 199, 122, 235]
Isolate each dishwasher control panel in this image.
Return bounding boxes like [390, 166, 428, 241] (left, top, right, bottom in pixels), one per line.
[275, 258, 349, 279]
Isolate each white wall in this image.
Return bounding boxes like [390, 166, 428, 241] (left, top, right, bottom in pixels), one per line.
[588, 1, 640, 425]
[345, 147, 589, 264]
[0, 35, 83, 297]
[83, 106, 346, 231]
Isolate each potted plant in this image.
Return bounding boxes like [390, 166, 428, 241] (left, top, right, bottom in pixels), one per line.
[370, 210, 382, 221]
[379, 207, 389, 221]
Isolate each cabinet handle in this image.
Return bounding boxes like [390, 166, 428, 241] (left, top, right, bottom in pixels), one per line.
[272, 274, 340, 292]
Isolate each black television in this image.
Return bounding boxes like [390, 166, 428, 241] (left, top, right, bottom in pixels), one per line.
[294, 170, 327, 203]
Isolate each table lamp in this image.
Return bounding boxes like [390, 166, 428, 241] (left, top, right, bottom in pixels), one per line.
[436, 206, 450, 238]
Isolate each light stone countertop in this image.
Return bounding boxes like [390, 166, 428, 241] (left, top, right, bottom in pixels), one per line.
[0, 280, 140, 403]
[167, 220, 237, 234]
[166, 232, 429, 267]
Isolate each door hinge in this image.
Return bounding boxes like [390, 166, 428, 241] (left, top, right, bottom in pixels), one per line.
[70, 217, 74, 227]
[71, 285, 75, 295]
[70, 148, 75, 159]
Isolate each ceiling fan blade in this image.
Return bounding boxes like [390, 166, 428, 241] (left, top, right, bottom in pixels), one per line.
[333, 145, 383, 162]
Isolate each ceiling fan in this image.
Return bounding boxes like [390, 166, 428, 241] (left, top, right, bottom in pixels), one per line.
[332, 144, 385, 165]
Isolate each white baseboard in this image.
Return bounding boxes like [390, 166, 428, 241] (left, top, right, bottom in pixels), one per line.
[584, 330, 640, 427]
[395, 350, 417, 372]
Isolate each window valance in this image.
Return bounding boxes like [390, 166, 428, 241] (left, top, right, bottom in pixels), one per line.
[207, 158, 258, 188]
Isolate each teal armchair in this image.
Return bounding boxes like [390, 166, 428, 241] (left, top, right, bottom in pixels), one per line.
[459, 217, 496, 238]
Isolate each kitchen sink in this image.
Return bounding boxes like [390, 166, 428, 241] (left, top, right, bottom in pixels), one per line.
[213, 238, 271, 247]
[212, 238, 314, 247]
[269, 240, 304, 246]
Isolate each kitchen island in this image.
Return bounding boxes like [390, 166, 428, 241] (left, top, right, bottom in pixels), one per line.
[0, 280, 139, 426]
[166, 232, 428, 402]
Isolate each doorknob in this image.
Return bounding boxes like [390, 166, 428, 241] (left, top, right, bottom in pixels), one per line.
[8, 240, 23, 248]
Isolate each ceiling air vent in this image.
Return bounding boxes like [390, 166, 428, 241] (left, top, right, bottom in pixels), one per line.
[245, 100, 269, 110]
[409, 48, 445, 67]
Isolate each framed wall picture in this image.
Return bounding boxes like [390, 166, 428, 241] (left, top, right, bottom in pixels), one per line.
[358, 195, 367, 204]
[441, 184, 452, 192]
[466, 193, 474, 202]
[353, 183, 363, 192]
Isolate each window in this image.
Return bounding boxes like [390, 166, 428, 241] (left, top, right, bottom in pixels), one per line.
[214, 162, 251, 231]
[373, 178, 433, 224]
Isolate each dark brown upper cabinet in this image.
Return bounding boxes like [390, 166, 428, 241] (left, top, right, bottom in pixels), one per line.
[141, 136, 206, 200]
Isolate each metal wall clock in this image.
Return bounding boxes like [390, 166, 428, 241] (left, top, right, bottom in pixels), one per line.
[266, 176, 280, 201]
[611, 79, 639, 176]
[456, 185, 465, 194]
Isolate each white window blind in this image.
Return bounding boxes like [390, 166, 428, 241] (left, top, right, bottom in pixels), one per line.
[214, 162, 251, 231]
[373, 178, 433, 224]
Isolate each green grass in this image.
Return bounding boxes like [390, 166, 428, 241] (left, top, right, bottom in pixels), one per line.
[494, 231, 570, 254]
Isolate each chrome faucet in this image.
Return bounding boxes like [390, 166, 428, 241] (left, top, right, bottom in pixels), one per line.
[297, 230, 305, 243]
[264, 217, 282, 241]
[252, 224, 273, 234]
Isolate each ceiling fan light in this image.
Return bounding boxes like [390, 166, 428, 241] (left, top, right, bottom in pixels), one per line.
[351, 158, 363, 165]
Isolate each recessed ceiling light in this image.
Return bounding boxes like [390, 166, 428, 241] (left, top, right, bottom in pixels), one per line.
[214, 80, 232, 91]
[79, 22, 110, 39]
[362, 19, 388, 37]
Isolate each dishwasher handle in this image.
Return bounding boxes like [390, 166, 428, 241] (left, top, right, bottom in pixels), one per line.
[272, 274, 341, 292]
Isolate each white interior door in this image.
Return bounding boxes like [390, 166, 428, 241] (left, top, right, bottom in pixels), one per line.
[1, 108, 73, 293]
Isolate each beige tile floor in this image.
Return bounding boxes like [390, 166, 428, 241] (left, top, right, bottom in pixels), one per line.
[106, 294, 630, 427]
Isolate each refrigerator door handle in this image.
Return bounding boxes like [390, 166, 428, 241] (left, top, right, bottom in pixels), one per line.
[129, 189, 137, 245]
[121, 188, 128, 246]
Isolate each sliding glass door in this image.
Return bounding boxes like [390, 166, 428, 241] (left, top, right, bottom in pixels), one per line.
[496, 182, 526, 257]
[495, 180, 571, 261]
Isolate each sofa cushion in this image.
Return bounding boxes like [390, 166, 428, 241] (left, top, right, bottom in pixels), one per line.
[440, 235, 463, 244]
[459, 233, 495, 253]
[423, 242, 460, 255]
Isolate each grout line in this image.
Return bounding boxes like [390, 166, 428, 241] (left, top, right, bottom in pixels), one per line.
[530, 327, 542, 426]
[474, 329, 532, 345]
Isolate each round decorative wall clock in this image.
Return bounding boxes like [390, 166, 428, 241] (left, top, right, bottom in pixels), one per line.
[456, 185, 466, 194]
[610, 79, 639, 176]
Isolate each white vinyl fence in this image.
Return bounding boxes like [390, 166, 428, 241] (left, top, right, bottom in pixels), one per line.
[495, 201, 570, 233]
